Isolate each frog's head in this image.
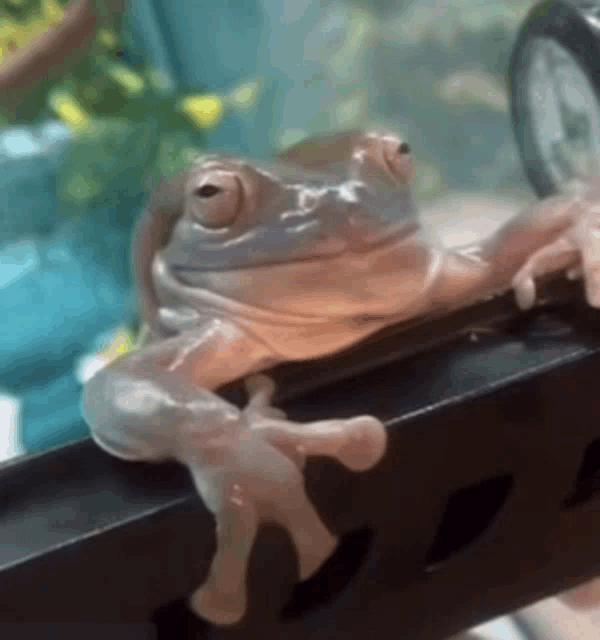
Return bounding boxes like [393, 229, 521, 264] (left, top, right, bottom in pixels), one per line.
[162, 129, 419, 272]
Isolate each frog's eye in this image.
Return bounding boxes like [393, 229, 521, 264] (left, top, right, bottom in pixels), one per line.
[349, 131, 414, 186]
[186, 170, 243, 228]
[195, 184, 222, 198]
[381, 136, 413, 184]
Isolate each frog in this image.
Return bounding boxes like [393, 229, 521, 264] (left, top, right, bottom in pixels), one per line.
[81, 128, 600, 626]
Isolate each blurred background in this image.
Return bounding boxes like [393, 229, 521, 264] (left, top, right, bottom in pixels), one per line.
[1, 0, 598, 637]
[0, 0, 538, 460]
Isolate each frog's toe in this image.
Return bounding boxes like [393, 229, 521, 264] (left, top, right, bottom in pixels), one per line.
[245, 373, 276, 400]
[244, 374, 286, 419]
[512, 271, 536, 311]
[583, 267, 600, 308]
[336, 415, 387, 471]
[264, 407, 287, 420]
[567, 265, 583, 280]
[296, 525, 338, 581]
[189, 584, 246, 627]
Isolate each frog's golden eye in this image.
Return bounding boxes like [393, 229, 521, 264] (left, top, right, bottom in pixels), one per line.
[349, 131, 414, 186]
[186, 170, 243, 228]
[381, 136, 413, 184]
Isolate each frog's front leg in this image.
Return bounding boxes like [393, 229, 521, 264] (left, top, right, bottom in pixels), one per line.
[509, 185, 600, 310]
[511, 235, 580, 310]
[429, 181, 600, 313]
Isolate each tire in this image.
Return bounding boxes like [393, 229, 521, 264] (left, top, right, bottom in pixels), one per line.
[508, 0, 600, 198]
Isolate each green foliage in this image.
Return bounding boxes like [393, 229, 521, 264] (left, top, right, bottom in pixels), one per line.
[0, 10, 213, 218]
[57, 120, 205, 225]
[0, 0, 69, 23]
[52, 40, 216, 216]
[0, 0, 232, 221]
[58, 119, 156, 205]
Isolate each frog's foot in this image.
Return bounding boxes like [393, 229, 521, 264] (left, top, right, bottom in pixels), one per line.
[245, 374, 387, 473]
[512, 235, 579, 311]
[188, 458, 338, 625]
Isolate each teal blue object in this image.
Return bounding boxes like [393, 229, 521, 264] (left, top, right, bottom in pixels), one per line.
[0, 123, 132, 451]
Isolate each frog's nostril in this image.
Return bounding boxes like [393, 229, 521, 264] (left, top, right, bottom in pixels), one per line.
[397, 142, 411, 155]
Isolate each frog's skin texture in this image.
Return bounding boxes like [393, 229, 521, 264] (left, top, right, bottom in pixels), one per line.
[82, 129, 600, 626]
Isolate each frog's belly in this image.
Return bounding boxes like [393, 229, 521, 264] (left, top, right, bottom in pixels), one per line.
[234, 314, 392, 361]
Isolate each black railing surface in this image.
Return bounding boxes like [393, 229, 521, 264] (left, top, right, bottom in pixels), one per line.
[1, 273, 600, 639]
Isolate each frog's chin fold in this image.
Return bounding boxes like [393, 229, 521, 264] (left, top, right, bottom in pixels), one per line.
[344, 218, 421, 254]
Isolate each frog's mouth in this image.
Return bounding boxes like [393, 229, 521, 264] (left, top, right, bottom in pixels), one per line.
[169, 217, 421, 273]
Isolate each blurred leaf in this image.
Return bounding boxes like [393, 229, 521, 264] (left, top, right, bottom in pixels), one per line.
[157, 134, 202, 175]
[179, 94, 225, 129]
[331, 91, 367, 128]
[106, 63, 145, 97]
[64, 172, 103, 202]
[145, 131, 204, 190]
[146, 67, 175, 96]
[327, 8, 379, 83]
[47, 88, 92, 131]
[276, 129, 308, 150]
[97, 27, 118, 50]
[227, 79, 261, 110]
[0, 20, 27, 60]
[81, 83, 101, 103]
[99, 325, 135, 362]
[0, 0, 66, 57]
[276, 128, 308, 151]
[57, 118, 157, 208]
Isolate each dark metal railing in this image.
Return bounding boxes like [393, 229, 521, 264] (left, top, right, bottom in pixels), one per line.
[2, 274, 600, 639]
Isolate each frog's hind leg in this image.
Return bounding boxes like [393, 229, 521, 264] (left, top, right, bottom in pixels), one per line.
[188, 482, 259, 626]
